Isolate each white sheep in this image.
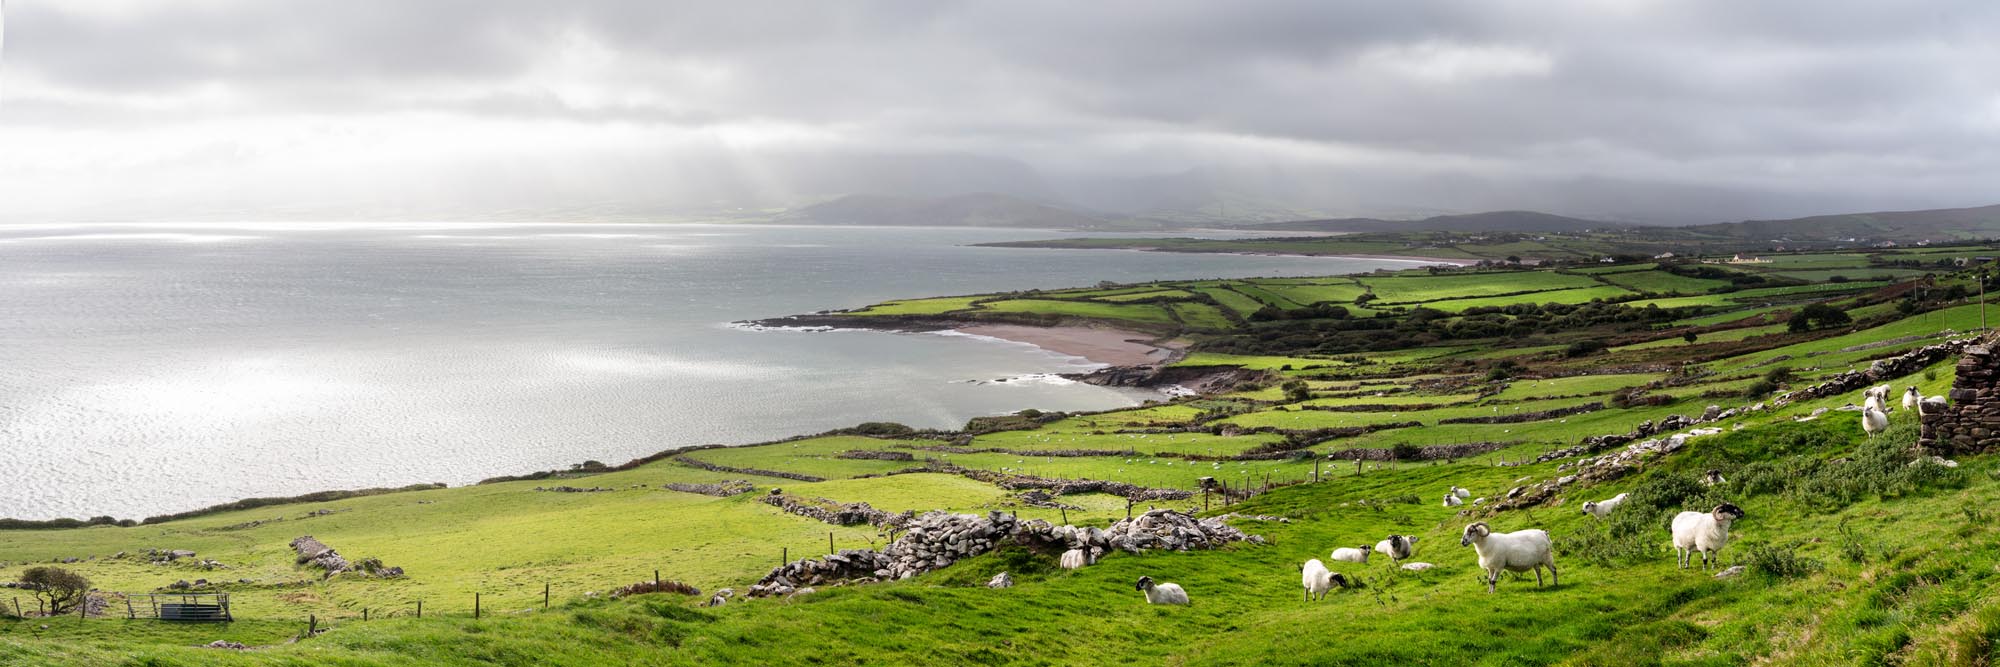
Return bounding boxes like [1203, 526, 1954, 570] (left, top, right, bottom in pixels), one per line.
[1451, 486, 1472, 499]
[706, 588, 735, 607]
[1135, 576, 1189, 605]
[1442, 493, 1463, 507]
[1903, 386, 1922, 412]
[1400, 562, 1436, 572]
[1865, 384, 1892, 404]
[1672, 503, 1745, 571]
[1374, 535, 1417, 564]
[1459, 522, 1557, 593]
[1862, 406, 1889, 438]
[1329, 545, 1371, 564]
[1702, 469, 1727, 486]
[1060, 548, 1089, 570]
[1580, 492, 1629, 519]
[1301, 558, 1344, 601]
[1471, 497, 1486, 506]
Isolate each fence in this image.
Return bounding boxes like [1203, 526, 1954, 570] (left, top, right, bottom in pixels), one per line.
[125, 592, 233, 622]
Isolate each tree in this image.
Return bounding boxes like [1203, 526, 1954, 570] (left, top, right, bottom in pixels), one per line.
[20, 567, 90, 615]
[1683, 331, 1699, 344]
[1789, 303, 1854, 333]
[1506, 255, 1522, 265]
[1281, 379, 1311, 402]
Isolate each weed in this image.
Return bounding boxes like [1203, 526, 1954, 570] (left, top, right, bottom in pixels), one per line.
[1744, 541, 1823, 579]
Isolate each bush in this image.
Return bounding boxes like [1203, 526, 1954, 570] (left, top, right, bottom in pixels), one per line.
[1743, 380, 1777, 399]
[1565, 340, 1607, 357]
[1743, 541, 1823, 579]
[19, 567, 90, 615]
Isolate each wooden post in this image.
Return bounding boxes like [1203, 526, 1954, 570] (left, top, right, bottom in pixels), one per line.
[782, 547, 788, 566]
[654, 570, 661, 588]
[307, 614, 317, 637]
[544, 583, 550, 610]
[1314, 459, 1320, 482]
[363, 608, 369, 621]
[416, 600, 423, 618]
[475, 593, 481, 620]
[829, 532, 836, 554]
[13, 597, 20, 618]
[126, 597, 134, 620]
[1059, 507, 1068, 525]
[1203, 487, 1210, 511]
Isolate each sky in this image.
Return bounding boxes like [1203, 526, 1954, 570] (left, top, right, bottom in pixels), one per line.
[2, 1, 1997, 224]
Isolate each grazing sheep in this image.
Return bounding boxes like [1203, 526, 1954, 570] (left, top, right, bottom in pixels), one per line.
[1451, 486, 1472, 499]
[1702, 470, 1727, 486]
[1580, 492, 1629, 519]
[706, 588, 735, 607]
[1060, 548, 1090, 570]
[1459, 522, 1557, 593]
[1672, 503, 1745, 571]
[1374, 535, 1418, 564]
[1301, 559, 1338, 601]
[1443, 493, 1463, 507]
[1862, 406, 1889, 438]
[1865, 384, 1892, 403]
[1330, 545, 1371, 564]
[1903, 386, 1922, 412]
[1400, 562, 1436, 572]
[1135, 576, 1189, 605]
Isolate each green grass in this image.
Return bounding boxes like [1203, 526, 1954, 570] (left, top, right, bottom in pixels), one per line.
[1596, 269, 1734, 294]
[1357, 271, 1601, 304]
[1191, 287, 1270, 317]
[1174, 352, 1351, 371]
[843, 296, 985, 316]
[974, 299, 1177, 325]
[1416, 285, 1636, 312]
[1169, 302, 1237, 329]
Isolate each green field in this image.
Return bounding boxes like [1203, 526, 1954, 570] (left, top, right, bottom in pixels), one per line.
[1595, 269, 1733, 294]
[9, 245, 2000, 665]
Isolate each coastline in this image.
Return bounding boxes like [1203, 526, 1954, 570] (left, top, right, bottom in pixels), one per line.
[947, 323, 1186, 367]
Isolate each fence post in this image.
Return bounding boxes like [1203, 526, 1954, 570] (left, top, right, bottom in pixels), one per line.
[307, 614, 317, 637]
[654, 570, 660, 588]
[829, 532, 835, 554]
[544, 583, 550, 610]
[363, 608, 369, 621]
[416, 600, 422, 618]
[475, 593, 481, 620]
[781, 547, 787, 566]
[1059, 507, 1068, 525]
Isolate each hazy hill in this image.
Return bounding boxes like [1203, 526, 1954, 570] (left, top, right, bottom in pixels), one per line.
[1250, 210, 1622, 234]
[1694, 203, 2000, 242]
[774, 193, 1112, 229]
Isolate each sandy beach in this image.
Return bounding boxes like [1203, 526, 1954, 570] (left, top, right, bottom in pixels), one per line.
[954, 324, 1184, 367]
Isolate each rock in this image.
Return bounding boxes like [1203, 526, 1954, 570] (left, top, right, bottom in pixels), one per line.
[987, 572, 1014, 589]
[1400, 562, 1436, 572]
[1713, 565, 1746, 579]
[204, 640, 247, 650]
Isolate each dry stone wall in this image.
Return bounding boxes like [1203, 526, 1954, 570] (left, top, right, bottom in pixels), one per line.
[1922, 336, 2000, 454]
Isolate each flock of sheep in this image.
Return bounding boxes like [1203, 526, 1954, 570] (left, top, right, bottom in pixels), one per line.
[1861, 384, 1940, 438]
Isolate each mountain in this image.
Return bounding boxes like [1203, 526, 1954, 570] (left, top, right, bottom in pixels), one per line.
[773, 193, 1116, 229]
[1248, 210, 1622, 234]
[1692, 203, 2000, 242]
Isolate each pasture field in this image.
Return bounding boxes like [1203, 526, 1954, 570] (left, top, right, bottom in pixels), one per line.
[8, 245, 2000, 665]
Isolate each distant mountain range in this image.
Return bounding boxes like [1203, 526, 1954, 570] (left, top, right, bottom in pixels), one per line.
[772, 192, 2000, 242]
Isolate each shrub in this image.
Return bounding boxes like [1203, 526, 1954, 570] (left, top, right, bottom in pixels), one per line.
[1743, 541, 1823, 579]
[19, 567, 91, 615]
[1565, 340, 1607, 357]
[1743, 380, 1778, 399]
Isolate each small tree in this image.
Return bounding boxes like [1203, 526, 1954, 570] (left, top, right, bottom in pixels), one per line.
[1789, 303, 1853, 333]
[1683, 331, 1699, 344]
[1281, 379, 1312, 402]
[20, 567, 90, 615]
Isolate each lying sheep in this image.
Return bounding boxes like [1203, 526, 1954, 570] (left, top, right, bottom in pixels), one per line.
[1460, 522, 1557, 593]
[1060, 548, 1089, 570]
[1580, 492, 1629, 519]
[1450, 486, 1472, 499]
[1702, 470, 1727, 487]
[1374, 535, 1417, 565]
[1301, 559, 1344, 601]
[706, 588, 735, 607]
[1135, 576, 1189, 605]
[1442, 493, 1463, 508]
[1672, 503, 1745, 571]
[1862, 406, 1889, 438]
[1399, 562, 1436, 572]
[1329, 545, 1371, 564]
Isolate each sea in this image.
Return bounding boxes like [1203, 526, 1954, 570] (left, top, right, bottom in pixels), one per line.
[0, 223, 1421, 519]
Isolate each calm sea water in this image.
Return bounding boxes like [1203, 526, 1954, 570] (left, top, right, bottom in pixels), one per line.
[0, 223, 1417, 519]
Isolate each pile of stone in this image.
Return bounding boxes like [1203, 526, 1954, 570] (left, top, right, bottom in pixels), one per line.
[662, 480, 755, 497]
[1325, 441, 1516, 462]
[533, 485, 611, 493]
[1015, 489, 1080, 510]
[758, 492, 905, 527]
[1440, 401, 1603, 425]
[203, 641, 248, 650]
[290, 536, 349, 574]
[608, 579, 701, 598]
[746, 508, 1261, 597]
[834, 449, 915, 461]
[1921, 338, 2000, 454]
[941, 464, 1191, 501]
[147, 549, 198, 563]
[351, 557, 405, 578]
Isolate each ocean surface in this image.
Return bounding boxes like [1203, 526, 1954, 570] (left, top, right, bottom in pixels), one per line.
[0, 223, 1420, 519]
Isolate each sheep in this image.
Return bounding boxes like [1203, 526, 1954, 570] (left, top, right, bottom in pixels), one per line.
[1301, 559, 1340, 601]
[706, 588, 735, 607]
[1329, 545, 1371, 564]
[1580, 492, 1629, 519]
[1862, 406, 1889, 438]
[1471, 497, 1486, 506]
[1442, 493, 1463, 507]
[1451, 486, 1472, 499]
[1060, 548, 1090, 570]
[1374, 535, 1418, 564]
[1903, 386, 1922, 412]
[1865, 384, 1892, 403]
[1672, 503, 1745, 571]
[1135, 576, 1189, 605]
[1702, 469, 1727, 486]
[1400, 562, 1436, 572]
[1459, 522, 1557, 593]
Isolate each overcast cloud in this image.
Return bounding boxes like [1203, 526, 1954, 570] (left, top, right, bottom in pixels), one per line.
[2, 1, 1996, 223]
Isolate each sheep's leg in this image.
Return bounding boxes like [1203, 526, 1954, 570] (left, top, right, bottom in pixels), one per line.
[1534, 566, 1544, 587]
[1548, 561, 1558, 587]
[1486, 569, 1498, 593]
[1677, 547, 1687, 569]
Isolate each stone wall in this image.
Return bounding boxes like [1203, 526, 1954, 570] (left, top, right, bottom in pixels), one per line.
[1921, 336, 2000, 455]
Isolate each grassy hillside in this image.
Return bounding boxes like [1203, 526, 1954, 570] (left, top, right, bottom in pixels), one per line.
[6, 246, 2000, 665]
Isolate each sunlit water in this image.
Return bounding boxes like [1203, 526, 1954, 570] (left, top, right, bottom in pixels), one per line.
[0, 223, 1419, 519]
